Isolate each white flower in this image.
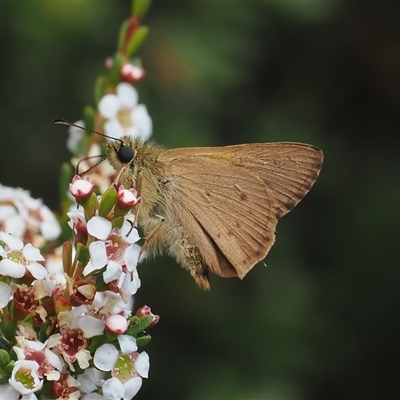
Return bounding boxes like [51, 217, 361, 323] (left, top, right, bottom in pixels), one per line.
[0, 383, 38, 400]
[0, 232, 47, 279]
[14, 337, 63, 381]
[67, 203, 86, 231]
[98, 82, 152, 141]
[82, 223, 141, 300]
[67, 119, 85, 153]
[0, 282, 13, 307]
[9, 360, 43, 395]
[78, 368, 105, 395]
[94, 342, 149, 400]
[94, 343, 119, 372]
[44, 246, 67, 291]
[87, 216, 112, 241]
[120, 218, 140, 244]
[0, 184, 61, 244]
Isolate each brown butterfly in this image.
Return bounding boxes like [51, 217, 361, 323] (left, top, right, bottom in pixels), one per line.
[104, 137, 323, 290]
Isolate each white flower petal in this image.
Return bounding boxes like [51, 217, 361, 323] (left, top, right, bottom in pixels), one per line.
[0, 282, 12, 307]
[135, 352, 150, 378]
[123, 245, 140, 272]
[123, 377, 142, 400]
[78, 375, 97, 395]
[130, 104, 152, 141]
[117, 82, 138, 108]
[102, 377, 124, 400]
[82, 393, 104, 400]
[118, 335, 137, 354]
[72, 304, 89, 318]
[79, 315, 105, 338]
[88, 241, 108, 269]
[23, 340, 44, 351]
[99, 94, 120, 119]
[104, 118, 124, 140]
[47, 333, 62, 349]
[26, 262, 48, 280]
[0, 384, 20, 400]
[0, 232, 23, 250]
[21, 392, 38, 400]
[120, 272, 141, 297]
[0, 205, 17, 219]
[87, 217, 112, 241]
[76, 348, 92, 370]
[103, 260, 122, 284]
[67, 120, 85, 152]
[78, 367, 104, 395]
[5, 215, 26, 239]
[121, 220, 140, 244]
[44, 348, 63, 371]
[0, 259, 25, 278]
[23, 243, 45, 262]
[39, 206, 61, 240]
[94, 344, 119, 371]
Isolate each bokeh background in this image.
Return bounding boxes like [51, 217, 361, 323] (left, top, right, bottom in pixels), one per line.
[1, 2, 399, 399]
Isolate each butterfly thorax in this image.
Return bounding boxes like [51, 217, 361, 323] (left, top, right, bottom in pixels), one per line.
[105, 136, 172, 246]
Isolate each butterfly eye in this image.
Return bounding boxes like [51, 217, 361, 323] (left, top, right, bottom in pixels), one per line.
[117, 145, 135, 164]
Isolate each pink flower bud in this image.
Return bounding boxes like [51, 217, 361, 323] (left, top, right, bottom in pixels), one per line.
[121, 63, 146, 83]
[136, 305, 160, 327]
[117, 186, 141, 208]
[69, 176, 94, 200]
[105, 313, 130, 335]
[105, 57, 113, 69]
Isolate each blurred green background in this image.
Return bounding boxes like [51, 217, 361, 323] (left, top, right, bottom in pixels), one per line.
[1, 2, 399, 399]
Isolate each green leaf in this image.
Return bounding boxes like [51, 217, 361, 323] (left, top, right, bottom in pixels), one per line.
[5, 361, 14, 375]
[76, 243, 90, 265]
[88, 334, 111, 354]
[59, 162, 74, 201]
[109, 52, 125, 87]
[0, 349, 10, 369]
[118, 19, 129, 52]
[136, 334, 151, 347]
[38, 320, 50, 343]
[126, 26, 149, 58]
[98, 186, 117, 218]
[83, 105, 96, 132]
[132, 0, 152, 18]
[1, 321, 16, 342]
[127, 315, 154, 336]
[0, 373, 9, 384]
[9, 347, 18, 362]
[82, 192, 98, 221]
[0, 337, 11, 352]
[111, 216, 125, 230]
[94, 76, 108, 107]
[41, 381, 58, 399]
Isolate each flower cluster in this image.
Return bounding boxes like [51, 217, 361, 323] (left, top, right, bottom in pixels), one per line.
[0, 1, 159, 399]
[0, 184, 61, 249]
[0, 178, 158, 400]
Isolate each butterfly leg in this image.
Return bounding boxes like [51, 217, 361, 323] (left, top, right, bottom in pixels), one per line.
[138, 213, 165, 260]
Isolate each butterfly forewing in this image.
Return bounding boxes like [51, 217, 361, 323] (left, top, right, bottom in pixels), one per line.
[159, 142, 323, 278]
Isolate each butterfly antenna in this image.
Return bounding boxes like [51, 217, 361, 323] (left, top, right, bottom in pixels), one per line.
[76, 155, 107, 177]
[50, 118, 124, 145]
[50, 118, 118, 176]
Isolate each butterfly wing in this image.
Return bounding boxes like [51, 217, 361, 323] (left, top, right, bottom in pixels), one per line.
[158, 143, 323, 279]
